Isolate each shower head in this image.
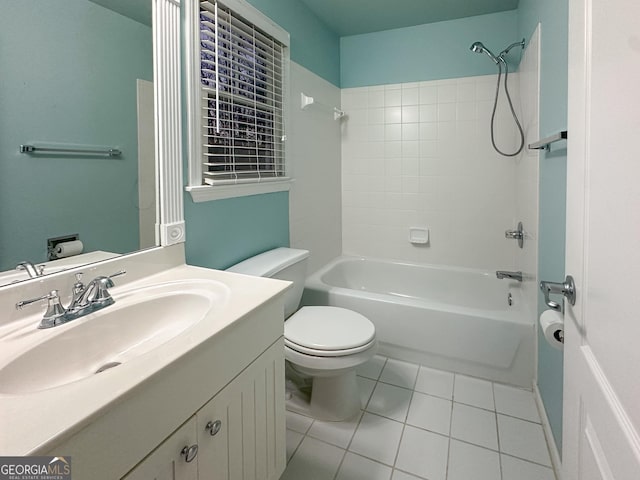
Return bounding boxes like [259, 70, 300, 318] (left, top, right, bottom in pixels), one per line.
[470, 41, 485, 53]
[469, 41, 499, 64]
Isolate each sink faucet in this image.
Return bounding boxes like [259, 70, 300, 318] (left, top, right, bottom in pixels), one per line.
[16, 270, 126, 329]
[496, 270, 523, 282]
[16, 261, 44, 278]
[67, 271, 126, 315]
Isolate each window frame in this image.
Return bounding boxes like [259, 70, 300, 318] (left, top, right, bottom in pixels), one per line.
[184, 0, 291, 202]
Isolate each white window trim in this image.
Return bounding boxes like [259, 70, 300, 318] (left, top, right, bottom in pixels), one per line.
[186, 179, 291, 202]
[184, 0, 290, 203]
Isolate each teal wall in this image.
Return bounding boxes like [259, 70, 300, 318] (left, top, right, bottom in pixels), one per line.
[0, 0, 152, 270]
[518, 0, 569, 455]
[183, 0, 340, 270]
[184, 192, 290, 270]
[340, 10, 518, 87]
[245, 0, 340, 86]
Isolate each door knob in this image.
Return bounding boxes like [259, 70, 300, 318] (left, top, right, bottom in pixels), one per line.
[540, 275, 576, 311]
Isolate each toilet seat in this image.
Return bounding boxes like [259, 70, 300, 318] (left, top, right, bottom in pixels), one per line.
[284, 306, 376, 357]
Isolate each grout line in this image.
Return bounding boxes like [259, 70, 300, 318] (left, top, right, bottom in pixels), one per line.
[331, 447, 348, 480]
[492, 382, 504, 480]
[285, 428, 304, 463]
[495, 410, 542, 425]
[500, 452, 556, 470]
[445, 374, 457, 480]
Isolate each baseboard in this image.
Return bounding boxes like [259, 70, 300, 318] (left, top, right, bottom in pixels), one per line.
[534, 384, 563, 480]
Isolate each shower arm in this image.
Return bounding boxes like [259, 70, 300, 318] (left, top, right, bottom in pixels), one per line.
[497, 39, 525, 62]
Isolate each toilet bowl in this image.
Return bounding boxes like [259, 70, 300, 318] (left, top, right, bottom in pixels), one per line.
[227, 248, 377, 421]
[284, 305, 377, 420]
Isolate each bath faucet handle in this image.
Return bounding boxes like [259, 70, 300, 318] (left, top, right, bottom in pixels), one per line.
[504, 221, 525, 248]
[16, 290, 67, 328]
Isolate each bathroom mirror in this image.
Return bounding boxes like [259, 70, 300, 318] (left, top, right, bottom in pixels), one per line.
[0, 0, 183, 286]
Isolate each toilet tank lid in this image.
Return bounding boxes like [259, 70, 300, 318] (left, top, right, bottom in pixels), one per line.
[226, 247, 310, 278]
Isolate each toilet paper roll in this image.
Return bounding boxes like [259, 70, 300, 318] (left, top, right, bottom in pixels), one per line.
[540, 309, 564, 350]
[55, 240, 84, 258]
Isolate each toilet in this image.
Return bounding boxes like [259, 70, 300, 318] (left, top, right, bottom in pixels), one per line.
[227, 247, 377, 421]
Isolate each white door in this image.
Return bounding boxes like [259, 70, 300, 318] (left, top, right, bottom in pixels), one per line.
[563, 0, 640, 478]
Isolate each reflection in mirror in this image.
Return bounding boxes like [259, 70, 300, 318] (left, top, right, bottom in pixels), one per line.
[0, 0, 156, 285]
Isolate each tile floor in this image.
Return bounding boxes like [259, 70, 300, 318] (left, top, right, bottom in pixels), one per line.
[281, 355, 556, 480]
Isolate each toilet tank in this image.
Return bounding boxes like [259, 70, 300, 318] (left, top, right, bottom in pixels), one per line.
[227, 248, 310, 318]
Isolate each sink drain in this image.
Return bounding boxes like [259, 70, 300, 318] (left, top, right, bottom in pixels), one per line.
[95, 362, 122, 374]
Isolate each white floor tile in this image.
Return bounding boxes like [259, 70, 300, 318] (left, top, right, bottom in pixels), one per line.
[450, 403, 498, 450]
[336, 452, 393, 480]
[379, 359, 419, 389]
[391, 471, 424, 480]
[493, 384, 540, 423]
[454, 375, 495, 410]
[286, 409, 314, 434]
[406, 392, 452, 436]
[366, 382, 413, 422]
[349, 413, 404, 466]
[284, 364, 554, 480]
[280, 436, 345, 480]
[497, 415, 551, 466]
[356, 355, 387, 380]
[307, 412, 362, 449]
[501, 454, 556, 480]
[447, 439, 501, 480]
[357, 376, 377, 409]
[395, 425, 449, 480]
[414, 366, 454, 399]
[286, 429, 304, 462]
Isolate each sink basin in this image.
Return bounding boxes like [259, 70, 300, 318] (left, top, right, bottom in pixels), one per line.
[0, 280, 228, 394]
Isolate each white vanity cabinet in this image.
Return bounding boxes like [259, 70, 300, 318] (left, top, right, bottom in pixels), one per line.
[122, 418, 199, 480]
[123, 340, 286, 480]
[195, 339, 286, 480]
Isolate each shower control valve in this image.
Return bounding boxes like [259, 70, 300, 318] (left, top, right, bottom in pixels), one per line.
[505, 221, 524, 248]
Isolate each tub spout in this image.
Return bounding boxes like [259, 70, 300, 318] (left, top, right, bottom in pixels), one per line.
[496, 270, 523, 282]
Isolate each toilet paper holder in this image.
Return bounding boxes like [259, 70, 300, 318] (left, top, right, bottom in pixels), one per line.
[540, 275, 576, 311]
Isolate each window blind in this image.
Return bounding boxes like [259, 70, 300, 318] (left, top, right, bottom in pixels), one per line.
[199, 0, 286, 186]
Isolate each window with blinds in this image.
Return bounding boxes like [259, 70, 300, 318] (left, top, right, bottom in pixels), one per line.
[199, 0, 287, 186]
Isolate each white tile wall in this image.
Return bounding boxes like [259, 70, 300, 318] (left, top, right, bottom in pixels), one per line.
[341, 76, 521, 269]
[289, 62, 343, 274]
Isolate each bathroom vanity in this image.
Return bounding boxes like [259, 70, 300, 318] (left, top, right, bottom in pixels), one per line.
[0, 246, 289, 480]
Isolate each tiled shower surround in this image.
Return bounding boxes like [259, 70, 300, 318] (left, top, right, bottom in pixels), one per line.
[341, 75, 522, 270]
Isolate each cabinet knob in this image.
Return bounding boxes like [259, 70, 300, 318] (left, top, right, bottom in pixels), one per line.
[205, 420, 222, 436]
[181, 444, 199, 463]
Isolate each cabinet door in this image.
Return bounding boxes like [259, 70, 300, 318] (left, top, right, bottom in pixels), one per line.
[122, 417, 199, 480]
[197, 340, 286, 480]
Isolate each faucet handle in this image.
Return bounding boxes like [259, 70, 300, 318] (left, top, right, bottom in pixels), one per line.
[108, 270, 126, 280]
[91, 271, 125, 307]
[16, 290, 67, 328]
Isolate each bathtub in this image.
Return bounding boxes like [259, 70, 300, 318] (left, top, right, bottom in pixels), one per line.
[302, 256, 534, 387]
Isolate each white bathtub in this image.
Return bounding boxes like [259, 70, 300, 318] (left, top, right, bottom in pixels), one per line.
[302, 256, 534, 387]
